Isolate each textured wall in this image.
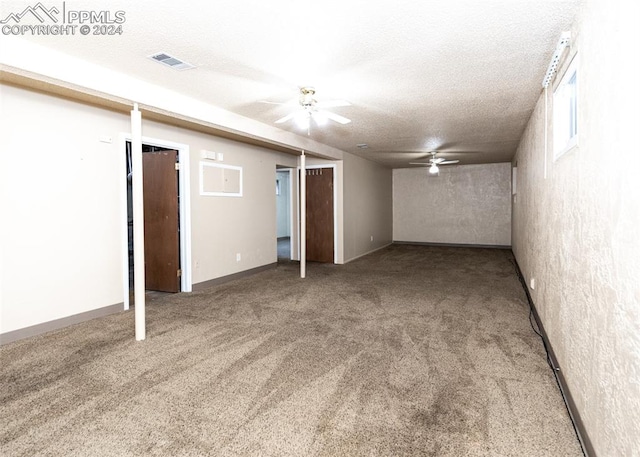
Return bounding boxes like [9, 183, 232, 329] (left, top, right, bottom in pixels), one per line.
[393, 164, 511, 246]
[511, 1, 640, 455]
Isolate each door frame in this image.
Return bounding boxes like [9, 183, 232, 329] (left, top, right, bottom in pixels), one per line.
[276, 168, 295, 260]
[298, 164, 338, 264]
[119, 134, 192, 310]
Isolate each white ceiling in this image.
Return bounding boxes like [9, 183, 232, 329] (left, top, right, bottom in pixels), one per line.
[2, 0, 582, 167]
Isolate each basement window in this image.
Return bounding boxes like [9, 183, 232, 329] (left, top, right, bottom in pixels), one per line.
[553, 55, 578, 160]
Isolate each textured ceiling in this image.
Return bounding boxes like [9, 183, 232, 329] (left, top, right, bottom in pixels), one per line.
[1, 0, 582, 167]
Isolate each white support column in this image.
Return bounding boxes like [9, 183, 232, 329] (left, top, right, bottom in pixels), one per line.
[300, 151, 306, 279]
[131, 103, 146, 341]
[544, 86, 548, 180]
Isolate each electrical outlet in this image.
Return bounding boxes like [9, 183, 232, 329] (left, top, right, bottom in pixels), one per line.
[530, 278, 536, 290]
[236, 253, 241, 262]
[370, 235, 374, 242]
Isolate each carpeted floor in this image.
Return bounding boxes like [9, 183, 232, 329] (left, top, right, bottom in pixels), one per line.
[0, 245, 583, 456]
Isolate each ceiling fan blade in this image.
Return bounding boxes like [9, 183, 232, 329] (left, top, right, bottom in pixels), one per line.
[439, 160, 460, 165]
[259, 98, 298, 106]
[431, 158, 446, 164]
[409, 162, 430, 165]
[275, 112, 297, 124]
[316, 100, 351, 108]
[320, 110, 351, 125]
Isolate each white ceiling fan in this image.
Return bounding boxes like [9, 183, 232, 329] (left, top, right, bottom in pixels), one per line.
[272, 87, 351, 131]
[410, 152, 459, 174]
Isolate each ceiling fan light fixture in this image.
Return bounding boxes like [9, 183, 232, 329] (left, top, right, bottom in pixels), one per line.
[429, 164, 439, 174]
[272, 87, 351, 128]
[295, 111, 311, 129]
[300, 87, 316, 106]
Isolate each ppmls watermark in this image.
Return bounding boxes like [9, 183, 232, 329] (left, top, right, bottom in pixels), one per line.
[1, 2, 126, 36]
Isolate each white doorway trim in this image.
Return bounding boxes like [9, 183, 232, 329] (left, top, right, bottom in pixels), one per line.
[119, 134, 192, 311]
[286, 169, 294, 260]
[276, 168, 295, 260]
[298, 163, 338, 264]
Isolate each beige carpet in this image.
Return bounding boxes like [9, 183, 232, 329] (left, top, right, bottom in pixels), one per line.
[0, 245, 583, 456]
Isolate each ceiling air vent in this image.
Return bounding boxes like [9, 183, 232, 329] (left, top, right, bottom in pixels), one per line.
[148, 52, 195, 71]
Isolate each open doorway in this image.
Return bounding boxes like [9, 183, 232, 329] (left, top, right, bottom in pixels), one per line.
[126, 142, 179, 301]
[122, 135, 192, 310]
[276, 167, 293, 261]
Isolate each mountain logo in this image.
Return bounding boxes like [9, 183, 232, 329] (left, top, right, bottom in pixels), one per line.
[1, 3, 60, 24]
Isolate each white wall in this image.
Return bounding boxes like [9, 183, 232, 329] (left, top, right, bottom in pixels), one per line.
[343, 153, 393, 261]
[393, 163, 511, 246]
[0, 82, 393, 336]
[139, 121, 298, 285]
[0, 84, 298, 335]
[511, 1, 640, 455]
[0, 84, 129, 334]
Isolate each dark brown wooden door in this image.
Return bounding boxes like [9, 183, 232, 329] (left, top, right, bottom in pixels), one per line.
[306, 167, 334, 263]
[143, 150, 180, 292]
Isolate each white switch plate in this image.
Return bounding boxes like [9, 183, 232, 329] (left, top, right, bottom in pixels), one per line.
[530, 278, 536, 290]
[236, 253, 241, 262]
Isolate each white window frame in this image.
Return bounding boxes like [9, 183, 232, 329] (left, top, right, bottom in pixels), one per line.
[553, 54, 578, 160]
